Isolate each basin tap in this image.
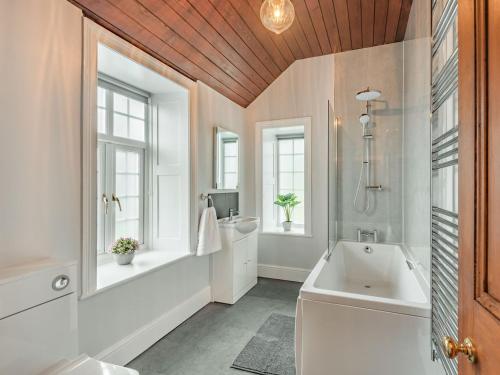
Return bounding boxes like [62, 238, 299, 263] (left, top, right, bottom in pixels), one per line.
[229, 208, 239, 221]
[357, 229, 378, 243]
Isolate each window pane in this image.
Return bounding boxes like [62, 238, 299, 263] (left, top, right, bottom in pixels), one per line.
[279, 155, 293, 172]
[294, 155, 304, 172]
[129, 99, 145, 119]
[129, 118, 145, 141]
[115, 174, 127, 196]
[126, 197, 139, 218]
[127, 175, 139, 196]
[127, 151, 139, 173]
[127, 220, 139, 240]
[294, 172, 304, 190]
[279, 172, 293, 189]
[116, 150, 127, 173]
[279, 139, 293, 154]
[114, 148, 142, 242]
[113, 93, 128, 114]
[294, 205, 304, 224]
[115, 221, 127, 239]
[294, 138, 304, 154]
[115, 219, 139, 241]
[98, 87, 106, 107]
[98, 108, 106, 134]
[113, 113, 128, 138]
[116, 197, 139, 221]
[96, 143, 105, 253]
[295, 190, 305, 203]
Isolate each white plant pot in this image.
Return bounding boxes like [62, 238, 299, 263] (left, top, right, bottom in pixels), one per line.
[113, 252, 135, 265]
[282, 221, 292, 232]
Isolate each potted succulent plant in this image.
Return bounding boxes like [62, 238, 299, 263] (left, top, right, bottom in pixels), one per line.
[274, 193, 301, 232]
[109, 237, 139, 265]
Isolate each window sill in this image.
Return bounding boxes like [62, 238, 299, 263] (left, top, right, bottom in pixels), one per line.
[260, 227, 312, 238]
[81, 250, 192, 299]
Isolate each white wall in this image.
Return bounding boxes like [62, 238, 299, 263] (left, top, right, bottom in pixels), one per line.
[0, 0, 82, 267]
[246, 55, 334, 272]
[0, 0, 246, 363]
[197, 81, 247, 214]
[403, 0, 432, 281]
[335, 43, 404, 243]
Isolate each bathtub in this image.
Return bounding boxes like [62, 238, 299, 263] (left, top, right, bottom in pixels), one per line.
[296, 241, 440, 375]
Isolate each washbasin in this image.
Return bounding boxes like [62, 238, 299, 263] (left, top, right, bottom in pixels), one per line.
[218, 217, 260, 234]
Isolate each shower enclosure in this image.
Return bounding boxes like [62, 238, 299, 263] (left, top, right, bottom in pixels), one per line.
[332, 44, 404, 245]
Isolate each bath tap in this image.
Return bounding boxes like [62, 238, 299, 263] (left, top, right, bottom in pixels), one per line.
[357, 229, 378, 243]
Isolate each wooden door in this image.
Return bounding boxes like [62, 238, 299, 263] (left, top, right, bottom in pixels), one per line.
[459, 0, 500, 373]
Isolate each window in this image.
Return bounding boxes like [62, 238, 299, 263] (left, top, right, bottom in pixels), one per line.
[82, 24, 194, 297]
[96, 78, 149, 254]
[277, 135, 305, 226]
[255, 118, 311, 235]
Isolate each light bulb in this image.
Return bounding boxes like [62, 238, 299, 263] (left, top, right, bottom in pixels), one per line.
[260, 0, 295, 34]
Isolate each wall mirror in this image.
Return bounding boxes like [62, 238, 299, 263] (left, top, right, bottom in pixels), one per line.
[214, 126, 239, 190]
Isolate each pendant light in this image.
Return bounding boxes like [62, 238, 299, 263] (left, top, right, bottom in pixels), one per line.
[260, 0, 295, 34]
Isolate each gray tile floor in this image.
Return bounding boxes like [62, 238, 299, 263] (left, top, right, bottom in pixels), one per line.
[128, 278, 301, 375]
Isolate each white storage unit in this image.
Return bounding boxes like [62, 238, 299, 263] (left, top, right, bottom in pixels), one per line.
[0, 260, 78, 375]
[0, 259, 138, 375]
[212, 218, 259, 304]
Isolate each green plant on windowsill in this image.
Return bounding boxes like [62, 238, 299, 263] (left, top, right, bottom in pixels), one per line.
[274, 193, 301, 232]
[109, 237, 139, 265]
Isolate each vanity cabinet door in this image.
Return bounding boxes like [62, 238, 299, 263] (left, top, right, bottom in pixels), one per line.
[232, 237, 248, 296]
[246, 233, 258, 284]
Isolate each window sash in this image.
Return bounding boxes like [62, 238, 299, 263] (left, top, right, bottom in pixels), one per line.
[96, 79, 149, 255]
[276, 136, 305, 227]
[97, 77, 149, 145]
[97, 142, 145, 254]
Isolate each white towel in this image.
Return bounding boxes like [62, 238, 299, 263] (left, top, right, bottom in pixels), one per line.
[196, 207, 222, 256]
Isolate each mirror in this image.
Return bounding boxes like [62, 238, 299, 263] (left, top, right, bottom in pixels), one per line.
[214, 127, 239, 190]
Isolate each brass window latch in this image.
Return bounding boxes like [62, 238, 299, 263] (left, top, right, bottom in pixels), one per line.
[112, 193, 122, 212]
[102, 194, 109, 215]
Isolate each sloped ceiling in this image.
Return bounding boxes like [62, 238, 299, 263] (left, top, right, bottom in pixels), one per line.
[70, 0, 413, 107]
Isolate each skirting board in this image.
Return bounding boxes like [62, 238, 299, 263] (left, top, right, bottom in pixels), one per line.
[258, 264, 311, 283]
[95, 286, 211, 366]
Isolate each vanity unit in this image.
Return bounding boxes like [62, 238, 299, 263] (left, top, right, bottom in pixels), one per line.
[212, 217, 260, 304]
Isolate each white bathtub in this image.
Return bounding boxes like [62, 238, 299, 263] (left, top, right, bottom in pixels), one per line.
[296, 241, 440, 375]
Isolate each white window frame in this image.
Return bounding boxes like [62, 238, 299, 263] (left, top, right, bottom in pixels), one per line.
[275, 134, 305, 228]
[81, 19, 198, 299]
[255, 117, 312, 236]
[96, 78, 149, 256]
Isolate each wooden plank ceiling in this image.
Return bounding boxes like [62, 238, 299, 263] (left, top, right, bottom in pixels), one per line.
[70, 0, 413, 107]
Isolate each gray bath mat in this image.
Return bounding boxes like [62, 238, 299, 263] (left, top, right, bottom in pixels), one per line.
[231, 313, 296, 375]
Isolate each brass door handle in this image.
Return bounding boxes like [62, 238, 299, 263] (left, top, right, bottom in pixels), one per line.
[112, 193, 122, 211]
[442, 336, 477, 363]
[102, 194, 109, 215]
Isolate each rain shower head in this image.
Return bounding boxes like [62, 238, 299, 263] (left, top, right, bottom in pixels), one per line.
[359, 113, 370, 125]
[356, 88, 381, 101]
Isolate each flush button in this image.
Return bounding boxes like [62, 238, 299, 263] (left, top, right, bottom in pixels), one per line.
[52, 275, 70, 291]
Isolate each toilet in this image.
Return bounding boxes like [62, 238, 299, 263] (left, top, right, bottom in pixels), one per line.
[0, 259, 138, 375]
